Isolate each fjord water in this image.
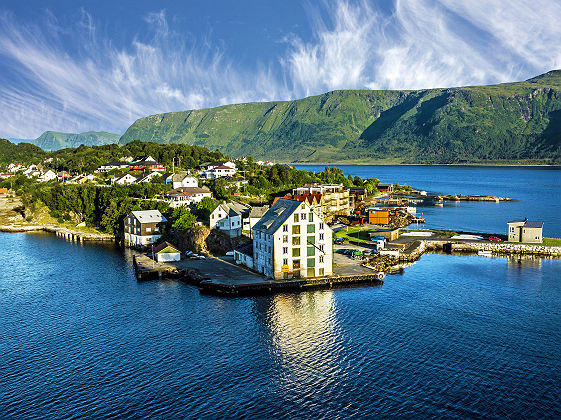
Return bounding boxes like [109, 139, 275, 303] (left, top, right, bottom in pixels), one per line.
[1, 233, 561, 418]
[1, 165, 561, 418]
[296, 165, 561, 237]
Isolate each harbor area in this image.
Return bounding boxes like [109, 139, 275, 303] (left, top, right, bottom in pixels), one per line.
[133, 252, 385, 296]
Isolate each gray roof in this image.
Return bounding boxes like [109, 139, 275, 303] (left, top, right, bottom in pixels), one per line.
[252, 199, 302, 235]
[508, 219, 543, 228]
[131, 210, 167, 223]
[249, 205, 270, 218]
[235, 241, 254, 257]
[172, 171, 194, 182]
[219, 202, 249, 216]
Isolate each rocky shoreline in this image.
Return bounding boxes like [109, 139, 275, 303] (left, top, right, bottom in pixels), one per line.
[0, 224, 115, 241]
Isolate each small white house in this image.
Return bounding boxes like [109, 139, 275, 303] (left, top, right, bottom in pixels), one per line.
[38, 170, 57, 182]
[165, 171, 198, 189]
[202, 165, 237, 179]
[154, 242, 181, 262]
[209, 202, 249, 237]
[135, 172, 161, 183]
[111, 173, 138, 185]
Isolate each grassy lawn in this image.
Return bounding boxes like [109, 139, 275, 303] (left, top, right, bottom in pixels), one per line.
[334, 226, 374, 244]
[543, 238, 561, 246]
[506, 238, 561, 246]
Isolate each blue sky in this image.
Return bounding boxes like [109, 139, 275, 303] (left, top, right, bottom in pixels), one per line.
[1, 0, 560, 139]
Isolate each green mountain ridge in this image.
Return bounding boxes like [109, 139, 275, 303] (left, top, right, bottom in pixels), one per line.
[33, 131, 121, 151]
[120, 70, 561, 164]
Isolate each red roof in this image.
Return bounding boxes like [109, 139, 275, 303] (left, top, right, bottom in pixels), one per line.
[214, 165, 233, 170]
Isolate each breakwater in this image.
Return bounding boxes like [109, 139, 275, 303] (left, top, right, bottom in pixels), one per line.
[367, 239, 561, 272]
[0, 224, 115, 242]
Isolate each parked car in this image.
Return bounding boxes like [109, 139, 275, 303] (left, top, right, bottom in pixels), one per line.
[488, 236, 502, 242]
[333, 238, 344, 244]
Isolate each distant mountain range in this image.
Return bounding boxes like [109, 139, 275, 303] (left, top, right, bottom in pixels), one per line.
[30, 131, 122, 151]
[119, 70, 561, 164]
[8, 131, 121, 152]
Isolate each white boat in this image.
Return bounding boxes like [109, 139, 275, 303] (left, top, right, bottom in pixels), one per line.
[478, 250, 493, 257]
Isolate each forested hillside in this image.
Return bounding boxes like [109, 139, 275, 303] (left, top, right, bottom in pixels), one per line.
[32, 131, 121, 151]
[0, 139, 46, 165]
[120, 70, 561, 164]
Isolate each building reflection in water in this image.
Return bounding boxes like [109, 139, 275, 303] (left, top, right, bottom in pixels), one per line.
[255, 291, 347, 401]
[506, 255, 543, 268]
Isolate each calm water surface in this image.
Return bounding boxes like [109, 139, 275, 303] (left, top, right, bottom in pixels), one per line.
[1, 231, 560, 418]
[295, 165, 561, 237]
[1, 166, 561, 418]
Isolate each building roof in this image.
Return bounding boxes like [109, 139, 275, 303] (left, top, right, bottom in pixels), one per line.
[248, 205, 270, 218]
[172, 172, 194, 182]
[102, 161, 129, 166]
[166, 187, 211, 197]
[508, 218, 544, 228]
[524, 221, 544, 228]
[235, 241, 254, 257]
[154, 241, 179, 253]
[253, 199, 303, 235]
[378, 183, 393, 188]
[214, 164, 234, 170]
[216, 202, 249, 217]
[131, 210, 167, 223]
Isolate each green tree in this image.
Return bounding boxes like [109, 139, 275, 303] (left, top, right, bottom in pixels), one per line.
[171, 207, 197, 231]
[195, 197, 217, 220]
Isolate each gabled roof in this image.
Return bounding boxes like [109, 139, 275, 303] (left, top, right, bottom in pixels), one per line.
[166, 187, 211, 197]
[253, 199, 303, 235]
[248, 205, 270, 218]
[131, 210, 167, 223]
[172, 171, 194, 182]
[524, 221, 543, 228]
[508, 218, 544, 228]
[113, 172, 135, 181]
[216, 202, 249, 217]
[154, 241, 179, 253]
[214, 165, 235, 170]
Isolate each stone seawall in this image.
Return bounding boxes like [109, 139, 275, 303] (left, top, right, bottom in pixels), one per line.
[397, 239, 561, 261]
[448, 241, 561, 256]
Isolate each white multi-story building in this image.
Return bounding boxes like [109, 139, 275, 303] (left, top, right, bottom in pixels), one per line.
[252, 199, 332, 280]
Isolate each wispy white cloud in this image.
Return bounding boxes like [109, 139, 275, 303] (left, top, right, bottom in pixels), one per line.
[0, 1, 560, 139]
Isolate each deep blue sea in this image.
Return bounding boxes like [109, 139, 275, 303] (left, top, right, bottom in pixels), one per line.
[295, 165, 561, 237]
[1, 166, 561, 418]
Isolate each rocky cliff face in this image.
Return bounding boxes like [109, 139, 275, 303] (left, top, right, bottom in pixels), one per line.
[119, 71, 561, 164]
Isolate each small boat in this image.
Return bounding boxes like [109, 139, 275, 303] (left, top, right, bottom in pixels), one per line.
[433, 202, 443, 207]
[478, 250, 492, 256]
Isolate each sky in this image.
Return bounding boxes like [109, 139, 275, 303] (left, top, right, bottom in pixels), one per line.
[1, 0, 561, 139]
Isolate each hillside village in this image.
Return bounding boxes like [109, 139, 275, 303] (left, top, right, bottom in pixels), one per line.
[1, 142, 554, 285]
